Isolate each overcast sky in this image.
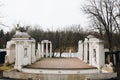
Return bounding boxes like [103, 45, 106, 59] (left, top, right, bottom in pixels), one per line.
[1, 0, 88, 31]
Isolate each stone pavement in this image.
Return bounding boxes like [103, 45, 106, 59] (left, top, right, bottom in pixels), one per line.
[26, 57, 96, 69]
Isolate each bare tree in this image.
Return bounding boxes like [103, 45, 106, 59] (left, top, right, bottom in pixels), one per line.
[83, 0, 120, 62]
[83, 0, 120, 50]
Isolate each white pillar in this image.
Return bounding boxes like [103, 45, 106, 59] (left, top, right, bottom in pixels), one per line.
[69, 49, 71, 57]
[113, 54, 116, 65]
[15, 43, 18, 69]
[89, 42, 92, 65]
[46, 43, 48, 57]
[78, 40, 84, 60]
[38, 43, 41, 59]
[98, 41, 105, 68]
[50, 43, 52, 57]
[18, 42, 22, 70]
[84, 38, 88, 63]
[41, 43, 44, 57]
[32, 42, 36, 63]
[28, 42, 32, 64]
[14, 41, 22, 71]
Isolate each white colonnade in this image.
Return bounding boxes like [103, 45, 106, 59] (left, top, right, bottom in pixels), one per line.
[41, 40, 52, 58]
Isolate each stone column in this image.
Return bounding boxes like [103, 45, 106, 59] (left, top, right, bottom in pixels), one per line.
[113, 54, 116, 65]
[97, 41, 105, 69]
[14, 42, 18, 69]
[78, 40, 83, 60]
[50, 43, 52, 57]
[38, 43, 41, 59]
[33, 42, 36, 62]
[41, 43, 44, 57]
[84, 38, 88, 63]
[89, 42, 92, 65]
[78, 41, 81, 59]
[28, 42, 32, 64]
[46, 43, 48, 57]
[17, 42, 22, 71]
[78, 41, 80, 52]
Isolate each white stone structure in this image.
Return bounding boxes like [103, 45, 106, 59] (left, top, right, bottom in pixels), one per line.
[78, 41, 83, 60]
[40, 40, 52, 58]
[5, 30, 36, 70]
[78, 35, 105, 69]
[5, 30, 53, 71]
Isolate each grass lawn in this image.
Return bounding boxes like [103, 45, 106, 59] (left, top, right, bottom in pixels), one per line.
[0, 65, 14, 71]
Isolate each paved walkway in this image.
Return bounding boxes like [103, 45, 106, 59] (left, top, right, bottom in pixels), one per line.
[26, 58, 96, 69]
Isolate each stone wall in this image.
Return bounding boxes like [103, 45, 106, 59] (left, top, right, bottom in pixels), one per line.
[3, 71, 85, 80]
[21, 68, 99, 74]
[3, 71, 117, 80]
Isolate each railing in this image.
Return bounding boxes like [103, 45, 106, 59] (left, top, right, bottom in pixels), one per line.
[0, 49, 6, 52]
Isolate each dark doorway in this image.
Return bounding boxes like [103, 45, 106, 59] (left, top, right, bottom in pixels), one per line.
[0, 51, 6, 64]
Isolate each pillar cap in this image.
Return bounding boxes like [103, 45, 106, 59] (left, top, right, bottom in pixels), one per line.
[41, 40, 51, 43]
[87, 35, 95, 38]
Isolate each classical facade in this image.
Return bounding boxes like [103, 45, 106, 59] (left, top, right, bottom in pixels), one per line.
[5, 30, 53, 71]
[5, 30, 36, 70]
[5, 29, 105, 70]
[3, 32, 117, 79]
[78, 35, 105, 69]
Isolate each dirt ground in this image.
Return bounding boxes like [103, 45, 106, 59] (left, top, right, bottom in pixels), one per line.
[26, 57, 96, 69]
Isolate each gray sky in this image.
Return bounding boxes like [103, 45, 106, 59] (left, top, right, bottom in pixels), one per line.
[1, 0, 88, 31]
